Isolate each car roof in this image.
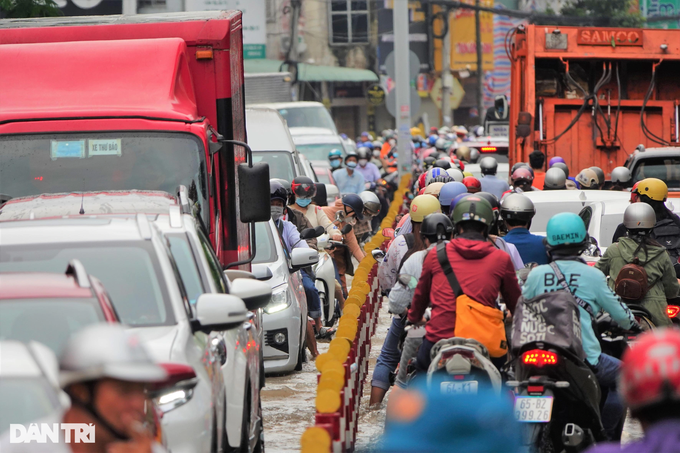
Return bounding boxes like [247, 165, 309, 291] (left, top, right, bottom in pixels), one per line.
[0, 341, 44, 377]
[630, 147, 680, 160]
[0, 273, 93, 299]
[292, 132, 343, 145]
[524, 190, 631, 204]
[245, 107, 296, 153]
[249, 101, 327, 110]
[289, 127, 336, 137]
[0, 190, 177, 221]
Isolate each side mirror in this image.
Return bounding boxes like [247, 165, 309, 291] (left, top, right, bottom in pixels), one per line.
[299, 226, 324, 240]
[290, 248, 319, 270]
[192, 294, 248, 333]
[516, 111, 533, 139]
[313, 183, 328, 207]
[230, 278, 273, 311]
[251, 264, 273, 281]
[372, 249, 385, 261]
[238, 162, 270, 222]
[382, 227, 395, 239]
[341, 224, 353, 235]
[314, 225, 325, 237]
[325, 184, 340, 205]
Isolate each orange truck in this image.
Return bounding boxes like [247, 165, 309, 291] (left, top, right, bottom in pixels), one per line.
[508, 24, 680, 185]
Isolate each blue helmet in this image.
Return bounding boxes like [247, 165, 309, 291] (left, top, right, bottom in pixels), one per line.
[425, 167, 446, 186]
[439, 182, 468, 207]
[363, 141, 374, 151]
[328, 149, 343, 159]
[428, 135, 438, 146]
[341, 193, 365, 221]
[545, 212, 587, 247]
[450, 192, 473, 210]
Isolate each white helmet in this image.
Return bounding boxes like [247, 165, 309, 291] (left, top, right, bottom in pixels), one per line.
[623, 203, 656, 230]
[60, 323, 167, 388]
[446, 168, 465, 182]
[359, 191, 381, 216]
[611, 166, 632, 184]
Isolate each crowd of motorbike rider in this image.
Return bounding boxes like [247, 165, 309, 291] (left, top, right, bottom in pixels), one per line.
[369, 130, 680, 451]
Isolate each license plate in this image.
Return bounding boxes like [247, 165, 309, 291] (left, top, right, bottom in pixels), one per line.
[488, 124, 509, 137]
[440, 380, 478, 394]
[514, 396, 553, 423]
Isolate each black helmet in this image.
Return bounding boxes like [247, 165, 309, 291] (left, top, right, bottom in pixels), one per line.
[270, 180, 288, 204]
[500, 193, 535, 223]
[434, 159, 452, 170]
[273, 178, 294, 204]
[341, 193, 365, 220]
[479, 156, 498, 175]
[291, 176, 316, 198]
[356, 147, 371, 160]
[423, 156, 437, 169]
[432, 174, 454, 184]
[590, 166, 605, 186]
[476, 192, 500, 226]
[420, 213, 454, 242]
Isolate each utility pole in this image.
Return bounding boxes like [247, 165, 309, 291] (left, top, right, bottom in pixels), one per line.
[475, 0, 484, 123]
[441, 8, 452, 128]
[393, 0, 412, 177]
[287, 0, 302, 84]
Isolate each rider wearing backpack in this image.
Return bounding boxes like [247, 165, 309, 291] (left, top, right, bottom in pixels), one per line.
[522, 213, 640, 441]
[596, 203, 679, 327]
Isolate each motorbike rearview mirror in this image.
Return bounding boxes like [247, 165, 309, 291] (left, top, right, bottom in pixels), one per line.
[372, 249, 386, 261]
[313, 183, 328, 207]
[299, 228, 317, 240]
[341, 224, 353, 235]
[314, 225, 325, 237]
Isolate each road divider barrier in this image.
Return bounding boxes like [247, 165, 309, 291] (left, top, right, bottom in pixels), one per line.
[301, 174, 412, 453]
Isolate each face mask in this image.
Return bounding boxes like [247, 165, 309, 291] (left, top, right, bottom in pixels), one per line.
[392, 152, 398, 158]
[389, 139, 397, 146]
[358, 159, 368, 167]
[346, 161, 357, 169]
[270, 206, 284, 221]
[373, 151, 381, 158]
[330, 159, 341, 168]
[336, 210, 355, 225]
[297, 197, 312, 207]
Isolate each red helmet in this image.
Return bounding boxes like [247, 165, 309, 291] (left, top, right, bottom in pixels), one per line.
[291, 176, 317, 198]
[417, 173, 427, 191]
[451, 158, 465, 171]
[620, 328, 680, 411]
[462, 176, 481, 194]
[630, 181, 640, 203]
[418, 187, 426, 195]
[511, 167, 534, 183]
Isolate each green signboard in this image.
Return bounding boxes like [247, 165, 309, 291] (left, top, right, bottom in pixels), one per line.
[244, 44, 266, 60]
[643, 0, 680, 28]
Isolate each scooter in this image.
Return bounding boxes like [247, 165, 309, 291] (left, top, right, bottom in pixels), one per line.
[508, 342, 605, 453]
[314, 233, 341, 327]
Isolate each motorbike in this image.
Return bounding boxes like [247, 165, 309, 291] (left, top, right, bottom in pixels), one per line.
[314, 233, 341, 327]
[508, 342, 605, 453]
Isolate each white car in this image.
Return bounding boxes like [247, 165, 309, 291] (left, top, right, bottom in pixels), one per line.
[250, 101, 338, 134]
[464, 162, 510, 185]
[251, 220, 318, 374]
[0, 213, 268, 453]
[290, 127, 349, 166]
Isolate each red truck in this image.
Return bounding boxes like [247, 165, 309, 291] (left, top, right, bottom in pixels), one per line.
[0, 12, 270, 268]
[509, 24, 680, 185]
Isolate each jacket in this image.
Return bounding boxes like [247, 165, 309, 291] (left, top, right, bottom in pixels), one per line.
[585, 419, 680, 453]
[595, 237, 679, 326]
[479, 174, 510, 200]
[378, 234, 410, 293]
[522, 258, 634, 365]
[285, 207, 317, 250]
[388, 247, 431, 314]
[408, 236, 521, 343]
[332, 168, 365, 195]
[321, 200, 365, 262]
[290, 203, 341, 240]
[503, 227, 550, 265]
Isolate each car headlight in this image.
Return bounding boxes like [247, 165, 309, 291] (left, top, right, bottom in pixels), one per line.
[264, 284, 291, 314]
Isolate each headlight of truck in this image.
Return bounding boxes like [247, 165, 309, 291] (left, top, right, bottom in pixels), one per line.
[264, 284, 291, 314]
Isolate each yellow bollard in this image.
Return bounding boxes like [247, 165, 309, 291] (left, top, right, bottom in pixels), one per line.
[343, 304, 361, 319]
[316, 389, 342, 414]
[321, 359, 345, 375]
[315, 352, 334, 372]
[301, 427, 331, 453]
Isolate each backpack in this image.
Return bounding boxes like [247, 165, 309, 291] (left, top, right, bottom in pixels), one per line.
[652, 214, 680, 277]
[512, 262, 593, 362]
[614, 256, 649, 301]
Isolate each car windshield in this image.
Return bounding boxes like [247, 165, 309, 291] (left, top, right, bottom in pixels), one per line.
[0, 132, 209, 226]
[0, 298, 104, 357]
[277, 107, 337, 133]
[167, 234, 204, 305]
[252, 152, 296, 182]
[0, 242, 174, 327]
[296, 143, 343, 162]
[530, 201, 589, 233]
[253, 222, 277, 264]
[631, 157, 680, 188]
[315, 170, 332, 185]
[0, 378, 60, 435]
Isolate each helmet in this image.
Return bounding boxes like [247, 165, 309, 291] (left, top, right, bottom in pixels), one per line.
[552, 162, 569, 177]
[451, 158, 465, 172]
[423, 156, 437, 170]
[292, 176, 317, 198]
[611, 166, 631, 184]
[623, 203, 656, 230]
[356, 147, 371, 160]
[373, 140, 383, 149]
[439, 182, 468, 207]
[545, 212, 587, 247]
[420, 213, 454, 242]
[548, 156, 566, 167]
[544, 167, 567, 190]
[273, 178, 294, 204]
[451, 196, 494, 229]
[363, 142, 375, 151]
[359, 191, 381, 216]
[454, 126, 468, 136]
[474, 126, 485, 137]
[60, 323, 167, 387]
[270, 179, 288, 204]
[511, 163, 534, 177]
[433, 175, 454, 184]
[620, 328, 680, 411]
[476, 192, 500, 212]
[435, 138, 447, 150]
[590, 167, 605, 186]
[479, 156, 498, 175]
[469, 148, 480, 163]
[328, 149, 343, 160]
[462, 176, 481, 194]
[426, 168, 447, 186]
[446, 168, 465, 182]
[345, 150, 359, 162]
[451, 192, 473, 210]
[341, 194, 365, 220]
[636, 178, 668, 201]
[417, 173, 428, 191]
[428, 135, 438, 146]
[576, 168, 600, 189]
[409, 195, 442, 222]
[456, 146, 471, 162]
[434, 159, 451, 170]
[500, 193, 535, 223]
[423, 182, 445, 198]
[439, 126, 451, 135]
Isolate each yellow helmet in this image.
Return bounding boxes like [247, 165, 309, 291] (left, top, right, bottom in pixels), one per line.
[409, 195, 441, 222]
[423, 182, 445, 198]
[456, 145, 471, 162]
[410, 127, 422, 137]
[636, 178, 668, 201]
[462, 171, 473, 177]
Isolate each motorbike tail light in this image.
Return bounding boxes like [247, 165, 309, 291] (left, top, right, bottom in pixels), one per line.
[481, 146, 497, 153]
[668, 305, 679, 318]
[522, 350, 558, 367]
[527, 385, 544, 395]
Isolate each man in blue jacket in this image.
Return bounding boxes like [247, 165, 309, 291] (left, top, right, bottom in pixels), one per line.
[500, 193, 549, 265]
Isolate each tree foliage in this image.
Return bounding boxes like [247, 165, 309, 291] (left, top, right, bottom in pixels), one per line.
[0, 0, 62, 18]
[539, 0, 645, 27]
